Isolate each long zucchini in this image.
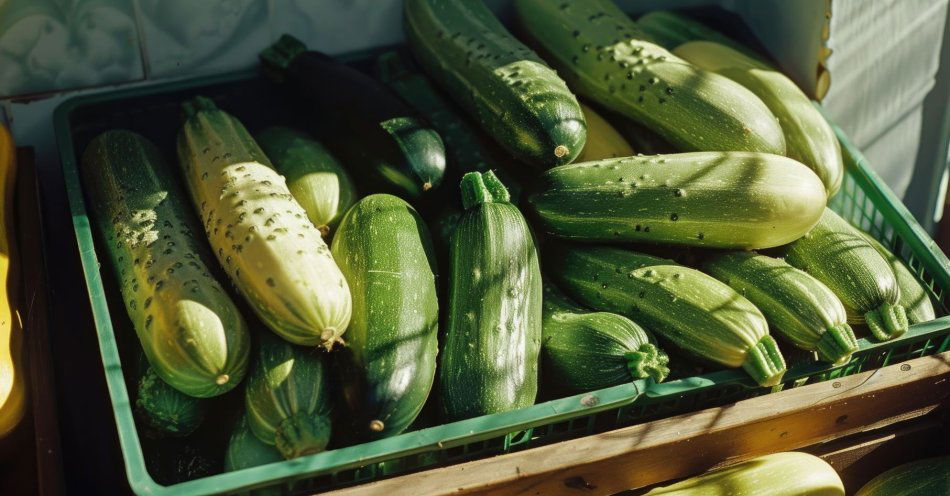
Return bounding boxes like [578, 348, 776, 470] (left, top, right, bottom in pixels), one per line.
[549, 245, 786, 387]
[514, 0, 785, 155]
[674, 41, 843, 196]
[260, 35, 445, 197]
[83, 130, 250, 397]
[703, 252, 858, 364]
[440, 171, 542, 421]
[528, 153, 825, 249]
[331, 194, 439, 440]
[177, 97, 352, 350]
[862, 233, 936, 324]
[856, 455, 950, 496]
[542, 281, 668, 392]
[783, 208, 908, 341]
[404, 0, 587, 168]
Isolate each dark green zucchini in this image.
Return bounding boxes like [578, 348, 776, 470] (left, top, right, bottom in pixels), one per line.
[404, 0, 587, 168]
[542, 281, 669, 392]
[224, 413, 283, 473]
[135, 363, 207, 438]
[330, 194, 439, 440]
[260, 35, 445, 198]
[440, 171, 542, 421]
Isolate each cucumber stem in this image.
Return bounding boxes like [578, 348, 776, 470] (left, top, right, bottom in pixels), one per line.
[741, 335, 787, 387]
[260, 34, 308, 75]
[864, 304, 908, 341]
[274, 413, 331, 460]
[625, 343, 670, 383]
[180, 96, 219, 122]
[814, 323, 859, 364]
[460, 171, 510, 209]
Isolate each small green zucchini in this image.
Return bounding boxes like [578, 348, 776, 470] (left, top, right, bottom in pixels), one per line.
[331, 194, 439, 440]
[135, 364, 206, 438]
[703, 252, 858, 364]
[404, 0, 587, 168]
[527, 153, 826, 249]
[549, 245, 786, 387]
[255, 126, 356, 238]
[542, 281, 669, 392]
[514, 0, 785, 155]
[862, 233, 936, 324]
[440, 171, 542, 421]
[783, 208, 908, 341]
[856, 455, 950, 496]
[245, 332, 333, 459]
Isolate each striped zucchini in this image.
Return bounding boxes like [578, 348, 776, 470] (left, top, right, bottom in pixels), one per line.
[177, 97, 351, 350]
[135, 364, 206, 437]
[674, 41, 843, 196]
[82, 130, 249, 397]
[703, 252, 858, 364]
[331, 194, 439, 440]
[514, 0, 785, 155]
[255, 126, 356, 238]
[542, 281, 669, 392]
[404, 0, 587, 168]
[862, 233, 936, 324]
[856, 456, 950, 496]
[575, 102, 635, 163]
[527, 153, 826, 249]
[784, 208, 908, 341]
[636, 10, 769, 62]
[224, 413, 283, 473]
[549, 245, 786, 387]
[440, 171, 542, 421]
[245, 332, 332, 459]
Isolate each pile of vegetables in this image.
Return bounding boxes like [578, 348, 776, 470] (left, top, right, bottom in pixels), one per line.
[77, 0, 939, 484]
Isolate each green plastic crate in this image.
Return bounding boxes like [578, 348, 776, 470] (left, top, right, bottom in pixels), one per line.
[54, 58, 950, 495]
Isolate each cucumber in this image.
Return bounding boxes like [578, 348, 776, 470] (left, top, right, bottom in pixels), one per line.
[549, 245, 786, 387]
[542, 281, 669, 392]
[245, 332, 332, 459]
[636, 10, 769, 62]
[783, 208, 908, 341]
[224, 413, 283, 473]
[81, 130, 249, 397]
[177, 96, 352, 350]
[514, 0, 785, 155]
[862, 233, 937, 324]
[135, 364, 207, 438]
[255, 126, 356, 238]
[575, 102, 635, 163]
[674, 41, 843, 196]
[260, 35, 445, 197]
[330, 194, 439, 440]
[703, 252, 858, 364]
[440, 171, 542, 421]
[856, 455, 950, 496]
[404, 0, 587, 168]
[527, 153, 826, 249]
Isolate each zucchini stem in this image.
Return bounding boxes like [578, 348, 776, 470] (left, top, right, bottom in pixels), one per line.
[461, 171, 510, 209]
[741, 335, 787, 387]
[864, 304, 908, 341]
[814, 323, 859, 364]
[180, 96, 219, 122]
[625, 343, 670, 383]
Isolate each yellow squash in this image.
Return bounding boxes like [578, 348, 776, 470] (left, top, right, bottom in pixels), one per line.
[0, 122, 24, 440]
[575, 103, 635, 163]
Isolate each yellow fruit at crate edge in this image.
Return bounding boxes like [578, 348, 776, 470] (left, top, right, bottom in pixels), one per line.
[0, 122, 25, 440]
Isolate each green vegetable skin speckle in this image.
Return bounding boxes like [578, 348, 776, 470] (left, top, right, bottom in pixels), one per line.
[404, 0, 586, 168]
[514, 0, 785, 155]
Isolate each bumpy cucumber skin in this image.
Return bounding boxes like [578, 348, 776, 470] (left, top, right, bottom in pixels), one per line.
[136, 366, 207, 437]
[862, 233, 936, 324]
[528, 152, 826, 249]
[82, 130, 249, 398]
[674, 41, 843, 196]
[542, 282, 668, 392]
[331, 194, 439, 440]
[550, 245, 786, 387]
[575, 102, 635, 163]
[703, 252, 858, 364]
[245, 332, 333, 460]
[515, 0, 785, 155]
[255, 126, 356, 238]
[177, 98, 351, 350]
[784, 209, 908, 341]
[404, 0, 586, 168]
[440, 172, 542, 421]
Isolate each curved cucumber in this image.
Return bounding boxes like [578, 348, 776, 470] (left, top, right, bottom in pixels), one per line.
[515, 0, 785, 155]
[255, 127, 356, 238]
[703, 252, 858, 364]
[177, 97, 351, 350]
[528, 153, 826, 249]
[82, 130, 249, 397]
[784, 209, 908, 341]
[440, 171, 542, 421]
[550, 245, 786, 387]
[542, 281, 668, 392]
[404, 0, 586, 168]
[331, 194, 439, 440]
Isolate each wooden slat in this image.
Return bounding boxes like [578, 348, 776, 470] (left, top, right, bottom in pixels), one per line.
[324, 351, 950, 496]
